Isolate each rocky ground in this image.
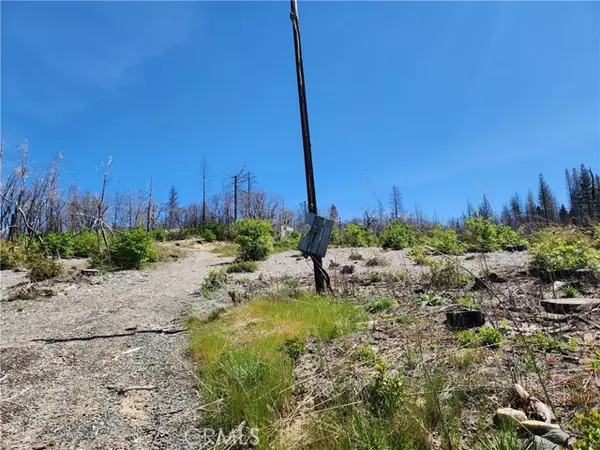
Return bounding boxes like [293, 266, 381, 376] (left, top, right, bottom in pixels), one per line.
[1, 244, 598, 449]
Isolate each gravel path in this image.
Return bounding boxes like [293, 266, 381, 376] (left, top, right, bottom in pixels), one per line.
[0, 248, 226, 450]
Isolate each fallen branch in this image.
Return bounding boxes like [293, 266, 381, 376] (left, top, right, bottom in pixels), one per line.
[32, 327, 187, 344]
[107, 385, 156, 395]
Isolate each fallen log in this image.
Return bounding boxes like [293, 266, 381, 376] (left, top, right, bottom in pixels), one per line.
[540, 298, 600, 315]
[32, 327, 187, 344]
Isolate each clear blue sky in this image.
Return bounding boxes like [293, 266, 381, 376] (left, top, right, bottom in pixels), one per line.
[2, 1, 599, 222]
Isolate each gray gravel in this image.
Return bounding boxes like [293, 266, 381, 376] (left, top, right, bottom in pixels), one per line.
[1, 249, 226, 450]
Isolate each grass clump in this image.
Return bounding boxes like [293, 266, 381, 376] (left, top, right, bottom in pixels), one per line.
[424, 259, 470, 289]
[365, 298, 395, 313]
[211, 243, 240, 258]
[201, 269, 228, 293]
[189, 293, 365, 443]
[352, 344, 380, 367]
[459, 327, 502, 349]
[348, 251, 363, 261]
[234, 219, 274, 261]
[368, 273, 384, 284]
[279, 337, 307, 362]
[478, 424, 521, 450]
[226, 261, 259, 273]
[458, 330, 478, 348]
[365, 255, 389, 267]
[379, 221, 418, 250]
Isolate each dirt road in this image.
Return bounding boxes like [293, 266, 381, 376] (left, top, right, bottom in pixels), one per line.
[0, 248, 227, 450]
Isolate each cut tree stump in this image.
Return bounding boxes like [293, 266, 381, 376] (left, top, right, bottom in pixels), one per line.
[81, 269, 100, 276]
[540, 298, 600, 315]
[445, 309, 485, 330]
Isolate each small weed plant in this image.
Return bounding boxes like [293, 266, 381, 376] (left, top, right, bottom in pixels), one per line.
[366, 298, 395, 313]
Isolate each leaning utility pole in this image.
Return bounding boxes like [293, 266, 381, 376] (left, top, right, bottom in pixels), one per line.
[289, 0, 325, 293]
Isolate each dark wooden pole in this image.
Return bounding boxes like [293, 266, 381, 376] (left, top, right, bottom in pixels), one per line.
[289, 0, 325, 293]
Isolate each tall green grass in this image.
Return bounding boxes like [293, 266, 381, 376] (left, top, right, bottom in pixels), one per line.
[189, 293, 366, 447]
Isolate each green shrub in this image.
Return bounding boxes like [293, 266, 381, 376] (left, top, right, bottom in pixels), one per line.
[366, 298, 395, 313]
[423, 225, 463, 255]
[109, 226, 158, 270]
[233, 219, 274, 261]
[72, 231, 98, 257]
[273, 233, 300, 253]
[407, 245, 433, 265]
[563, 286, 580, 298]
[152, 228, 168, 242]
[462, 216, 501, 253]
[420, 293, 442, 306]
[279, 337, 307, 362]
[529, 228, 600, 273]
[0, 243, 26, 270]
[42, 232, 74, 258]
[368, 273, 384, 283]
[365, 363, 405, 418]
[379, 221, 418, 250]
[573, 409, 600, 450]
[478, 326, 502, 348]
[458, 330, 478, 348]
[425, 259, 470, 289]
[201, 269, 228, 293]
[352, 344, 379, 367]
[226, 261, 259, 273]
[341, 224, 377, 247]
[27, 255, 63, 281]
[203, 222, 231, 241]
[201, 228, 216, 243]
[496, 225, 527, 250]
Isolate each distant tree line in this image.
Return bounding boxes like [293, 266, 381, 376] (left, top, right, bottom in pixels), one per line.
[1, 139, 598, 242]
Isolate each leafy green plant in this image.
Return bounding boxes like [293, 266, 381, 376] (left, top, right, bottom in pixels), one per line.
[201, 269, 228, 293]
[529, 332, 565, 353]
[478, 424, 521, 450]
[152, 228, 168, 242]
[71, 231, 98, 257]
[352, 344, 379, 367]
[478, 326, 502, 348]
[341, 224, 377, 247]
[423, 225, 463, 255]
[420, 293, 442, 306]
[407, 245, 433, 265]
[226, 261, 259, 273]
[26, 255, 63, 281]
[573, 409, 600, 450]
[394, 314, 413, 324]
[424, 259, 470, 289]
[233, 219, 274, 261]
[564, 286, 580, 298]
[496, 225, 527, 250]
[379, 221, 418, 250]
[365, 363, 405, 418]
[201, 228, 216, 243]
[457, 293, 478, 309]
[463, 216, 501, 253]
[458, 330, 478, 348]
[279, 337, 307, 362]
[109, 226, 158, 270]
[348, 251, 363, 261]
[42, 232, 74, 258]
[0, 243, 26, 270]
[529, 227, 600, 273]
[368, 273, 384, 283]
[366, 298, 395, 313]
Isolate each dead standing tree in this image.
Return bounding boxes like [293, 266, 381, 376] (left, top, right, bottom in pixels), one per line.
[226, 168, 245, 223]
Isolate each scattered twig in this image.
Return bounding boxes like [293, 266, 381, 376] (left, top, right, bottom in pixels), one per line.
[107, 385, 156, 395]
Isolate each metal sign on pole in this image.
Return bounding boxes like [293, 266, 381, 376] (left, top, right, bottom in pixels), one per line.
[289, 0, 327, 293]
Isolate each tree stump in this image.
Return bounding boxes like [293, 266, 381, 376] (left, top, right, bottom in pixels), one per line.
[445, 309, 485, 329]
[540, 298, 600, 314]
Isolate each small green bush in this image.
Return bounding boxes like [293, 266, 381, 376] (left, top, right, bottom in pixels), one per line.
[380, 221, 418, 250]
[407, 246, 432, 265]
[368, 273, 384, 284]
[366, 298, 395, 313]
[462, 216, 501, 253]
[563, 286, 580, 298]
[365, 363, 405, 418]
[72, 231, 98, 257]
[226, 261, 259, 273]
[478, 326, 502, 348]
[42, 232, 74, 258]
[341, 224, 377, 247]
[425, 259, 470, 289]
[458, 330, 478, 348]
[352, 344, 379, 367]
[0, 243, 26, 270]
[109, 226, 158, 270]
[201, 228, 216, 243]
[233, 219, 274, 261]
[152, 228, 168, 242]
[203, 222, 231, 241]
[496, 225, 527, 250]
[201, 269, 228, 293]
[573, 409, 600, 450]
[423, 225, 463, 255]
[27, 255, 63, 281]
[279, 337, 307, 362]
[420, 293, 442, 306]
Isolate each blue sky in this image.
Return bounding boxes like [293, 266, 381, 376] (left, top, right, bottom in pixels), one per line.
[2, 1, 599, 222]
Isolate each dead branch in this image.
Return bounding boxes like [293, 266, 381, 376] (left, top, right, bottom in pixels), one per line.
[32, 327, 188, 344]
